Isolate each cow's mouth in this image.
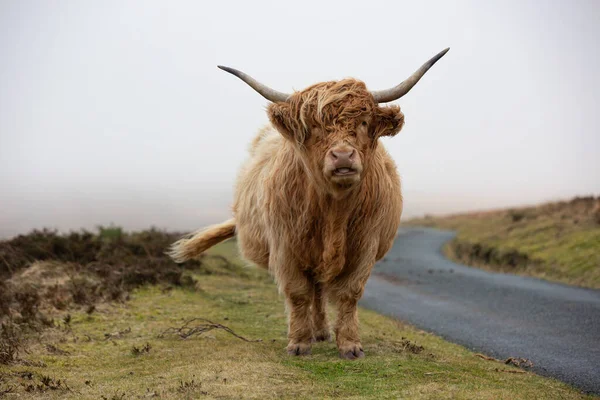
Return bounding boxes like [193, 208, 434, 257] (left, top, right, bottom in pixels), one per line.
[333, 167, 357, 176]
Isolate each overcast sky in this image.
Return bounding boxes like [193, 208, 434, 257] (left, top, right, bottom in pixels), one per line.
[1, 0, 599, 237]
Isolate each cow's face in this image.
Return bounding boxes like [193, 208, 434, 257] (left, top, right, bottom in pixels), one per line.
[268, 79, 404, 195]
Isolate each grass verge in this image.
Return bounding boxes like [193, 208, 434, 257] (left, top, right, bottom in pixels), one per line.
[406, 196, 600, 289]
[0, 240, 593, 399]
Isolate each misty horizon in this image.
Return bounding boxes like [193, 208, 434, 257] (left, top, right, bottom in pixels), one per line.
[1, 1, 599, 239]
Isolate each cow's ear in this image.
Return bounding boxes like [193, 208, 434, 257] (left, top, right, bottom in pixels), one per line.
[268, 102, 306, 143]
[371, 105, 404, 139]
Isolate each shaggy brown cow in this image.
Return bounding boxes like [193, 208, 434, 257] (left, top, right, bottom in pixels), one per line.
[169, 48, 449, 359]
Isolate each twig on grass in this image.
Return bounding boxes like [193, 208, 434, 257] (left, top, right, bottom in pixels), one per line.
[474, 353, 498, 361]
[475, 353, 534, 369]
[158, 318, 262, 342]
[495, 368, 527, 374]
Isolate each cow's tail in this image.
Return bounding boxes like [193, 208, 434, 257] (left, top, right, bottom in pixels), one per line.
[168, 218, 236, 263]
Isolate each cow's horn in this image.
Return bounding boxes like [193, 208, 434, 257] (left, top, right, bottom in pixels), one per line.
[370, 48, 449, 103]
[217, 66, 290, 103]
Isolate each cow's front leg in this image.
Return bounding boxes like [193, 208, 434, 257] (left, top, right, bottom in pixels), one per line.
[330, 250, 376, 359]
[333, 292, 363, 359]
[277, 267, 314, 356]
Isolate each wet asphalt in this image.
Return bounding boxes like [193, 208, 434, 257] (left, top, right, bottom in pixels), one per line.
[361, 227, 600, 394]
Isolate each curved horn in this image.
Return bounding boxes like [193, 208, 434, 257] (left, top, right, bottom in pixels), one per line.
[371, 48, 450, 103]
[217, 65, 290, 103]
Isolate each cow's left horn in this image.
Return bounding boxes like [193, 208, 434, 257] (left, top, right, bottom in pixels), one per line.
[370, 48, 449, 103]
[217, 66, 290, 103]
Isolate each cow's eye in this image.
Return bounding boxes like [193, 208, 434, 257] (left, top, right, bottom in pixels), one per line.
[361, 121, 368, 127]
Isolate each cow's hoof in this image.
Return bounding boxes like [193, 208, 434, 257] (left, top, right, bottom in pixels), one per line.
[313, 329, 331, 342]
[286, 342, 312, 356]
[339, 344, 364, 360]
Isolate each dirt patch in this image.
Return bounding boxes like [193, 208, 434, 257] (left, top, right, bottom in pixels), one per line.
[395, 337, 425, 354]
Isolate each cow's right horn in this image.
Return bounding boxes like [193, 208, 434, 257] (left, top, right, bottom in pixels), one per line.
[370, 48, 450, 103]
[217, 66, 290, 103]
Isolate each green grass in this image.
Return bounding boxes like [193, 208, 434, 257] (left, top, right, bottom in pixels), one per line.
[406, 197, 600, 289]
[0, 241, 593, 399]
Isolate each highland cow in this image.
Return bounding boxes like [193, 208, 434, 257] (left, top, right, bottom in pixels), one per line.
[169, 48, 449, 359]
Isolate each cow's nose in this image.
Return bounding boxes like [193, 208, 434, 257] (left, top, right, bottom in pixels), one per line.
[330, 149, 355, 166]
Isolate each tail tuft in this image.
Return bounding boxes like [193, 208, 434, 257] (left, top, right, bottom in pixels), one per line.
[168, 218, 236, 263]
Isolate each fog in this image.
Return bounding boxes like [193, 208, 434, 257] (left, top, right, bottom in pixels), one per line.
[1, 1, 599, 238]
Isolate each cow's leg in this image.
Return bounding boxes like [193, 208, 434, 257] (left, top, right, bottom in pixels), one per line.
[272, 253, 314, 355]
[331, 288, 363, 359]
[330, 250, 376, 360]
[312, 281, 330, 342]
[283, 271, 314, 355]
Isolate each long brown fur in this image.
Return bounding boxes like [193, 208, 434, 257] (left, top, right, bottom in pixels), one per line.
[168, 219, 235, 263]
[170, 78, 404, 359]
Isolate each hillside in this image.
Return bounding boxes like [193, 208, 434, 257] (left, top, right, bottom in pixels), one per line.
[0, 228, 591, 398]
[405, 196, 600, 289]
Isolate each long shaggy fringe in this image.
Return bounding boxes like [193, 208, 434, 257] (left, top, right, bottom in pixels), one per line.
[268, 79, 404, 146]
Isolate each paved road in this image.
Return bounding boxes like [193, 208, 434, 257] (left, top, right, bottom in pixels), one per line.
[361, 227, 600, 394]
